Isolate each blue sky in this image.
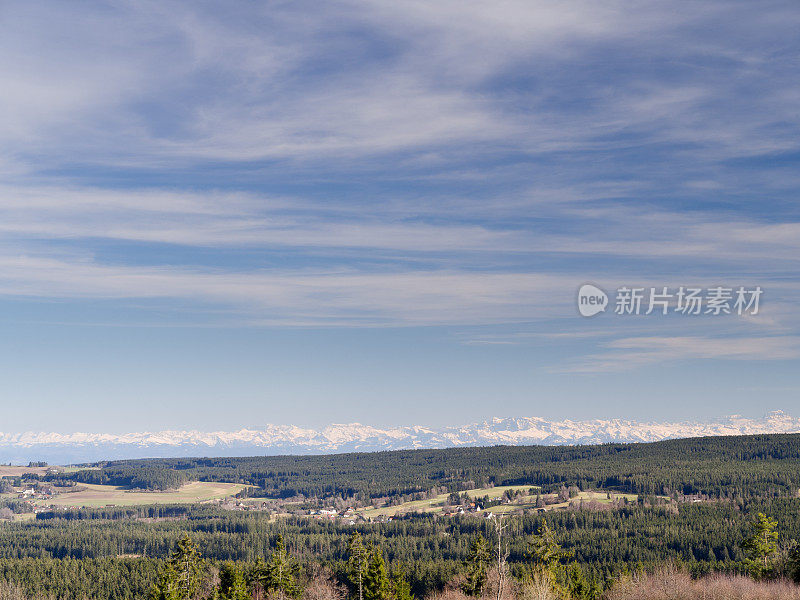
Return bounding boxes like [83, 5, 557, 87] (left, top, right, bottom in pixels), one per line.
[1, 1, 799, 433]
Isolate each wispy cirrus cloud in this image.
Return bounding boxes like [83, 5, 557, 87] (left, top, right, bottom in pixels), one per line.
[2, 0, 799, 170]
[1, 185, 800, 266]
[0, 253, 576, 326]
[561, 335, 800, 373]
[0, 0, 798, 377]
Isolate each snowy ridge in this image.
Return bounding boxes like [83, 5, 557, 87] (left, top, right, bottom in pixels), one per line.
[1, 412, 799, 463]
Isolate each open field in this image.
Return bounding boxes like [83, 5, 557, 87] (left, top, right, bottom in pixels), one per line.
[0, 466, 50, 477]
[485, 490, 639, 514]
[357, 484, 539, 519]
[60, 466, 97, 474]
[356, 486, 639, 519]
[0, 465, 96, 477]
[29, 481, 247, 508]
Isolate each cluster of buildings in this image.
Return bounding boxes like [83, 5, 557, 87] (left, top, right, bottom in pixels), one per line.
[308, 506, 371, 524]
[217, 499, 271, 512]
[442, 501, 488, 517]
[17, 485, 55, 501]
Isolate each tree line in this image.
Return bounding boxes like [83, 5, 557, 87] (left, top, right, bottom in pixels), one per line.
[0, 496, 798, 598]
[43, 434, 800, 498]
[146, 511, 800, 600]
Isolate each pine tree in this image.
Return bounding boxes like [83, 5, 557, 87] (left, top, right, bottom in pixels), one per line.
[254, 535, 302, 599]
[151, 535, 205, 600]
[219, 562, 250, 600]
[363, 547, 390, 600]
[527, 519, 573, 596]
[462, 535, 491, 597]
[743, 512, 779, 580]
[390, 572, 414, 600]
[528, 520, 572, 578]
[347, 532, 369, 600]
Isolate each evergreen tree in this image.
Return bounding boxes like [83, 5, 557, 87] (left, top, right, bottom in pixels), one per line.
[786, 543, 800, 584]
[253, 535, 302, 599]
[528, 520, 572, 578]
[527, 519, 573, 596]
[565, 564, 601, 600]
[248, 555, 268, 595]
[742, 512, 779, 580]
[219, 562, 249, 600]
[462, 535, 491, 597]
[347, 532, 369, 600]
[363, 547, 390, 600]
[151, 535, 205, 600]
[150, 562, 181, 600]
[390, 572, 414, 600]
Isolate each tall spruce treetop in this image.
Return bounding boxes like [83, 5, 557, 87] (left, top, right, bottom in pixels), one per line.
[253, 535, 302, 599]
[743, 512, 779, 581]
[219, 562, 250, 600]
[347, 532, 369, 600]
[151, 534, 205, 600]
[528, 520, 572, 576]
[462, 535, 491, 597]
[363, 547, 390, 600]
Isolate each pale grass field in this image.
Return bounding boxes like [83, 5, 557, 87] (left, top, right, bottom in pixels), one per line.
[485, 490, 639, 514]
[0, 466, 50, 477]
[30, 481, 247, 508]
[358, 486, 639, 518]
[0, 465, 96, 477]
[358, 485, 540, 518]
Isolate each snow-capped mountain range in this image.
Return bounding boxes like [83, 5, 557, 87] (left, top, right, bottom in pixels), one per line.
[0, 412, 800, 464]
[1, 412, 799, 464]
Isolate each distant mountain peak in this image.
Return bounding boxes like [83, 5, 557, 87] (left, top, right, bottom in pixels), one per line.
[1, 413, 798, 464]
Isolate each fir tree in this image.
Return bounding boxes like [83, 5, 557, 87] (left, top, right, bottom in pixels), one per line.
[788, 543, 800, 584]
[254, 535, 302, 599]
[219, 562, 250, 600]
[150, 562, 181, 600]
[151, 535, 205, 600]
[742, 512, 779, 580]
[462, 535, 491, 597]
[363, 547, 390, 600]
[527, 519, 573, 596]
[390, 572, 414, 600]
[347, 532, 369, 600]
[528, 520, 572, 578]
[565, 564, 601, 600]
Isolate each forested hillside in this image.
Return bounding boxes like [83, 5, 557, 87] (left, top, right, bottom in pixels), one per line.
[4, 434, 800, 599]
[0, 497, 799, 599]
[51, 434, 800, 498]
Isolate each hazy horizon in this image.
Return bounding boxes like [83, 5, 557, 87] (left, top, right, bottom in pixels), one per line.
[2, 411, 799, 465]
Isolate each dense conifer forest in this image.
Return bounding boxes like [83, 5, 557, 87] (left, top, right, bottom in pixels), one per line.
[52, 433, 800, 498]
[3, 434, 800, 599]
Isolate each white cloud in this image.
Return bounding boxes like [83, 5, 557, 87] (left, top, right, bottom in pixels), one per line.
[0, 0, 797, 371]
[562, 335, 800, 373]
[1, 0, 798, 168]
[1, 185, 800, 265]
[0, 252, 576, 326]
